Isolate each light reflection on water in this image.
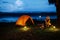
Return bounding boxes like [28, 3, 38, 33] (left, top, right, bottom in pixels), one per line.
[0, 16, 57, 22]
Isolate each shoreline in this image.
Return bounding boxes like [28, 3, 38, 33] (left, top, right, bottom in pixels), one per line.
[0, 19, 57, 27]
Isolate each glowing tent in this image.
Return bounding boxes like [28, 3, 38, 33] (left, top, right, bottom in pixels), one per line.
[16, 15, 34, 26]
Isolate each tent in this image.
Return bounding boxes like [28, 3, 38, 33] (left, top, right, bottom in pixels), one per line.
[16, 15, 34, 26]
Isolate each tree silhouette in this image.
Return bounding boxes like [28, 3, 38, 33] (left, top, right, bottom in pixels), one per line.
[48, 0, 60, 27]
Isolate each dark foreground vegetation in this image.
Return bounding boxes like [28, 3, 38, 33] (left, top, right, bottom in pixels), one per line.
[0, 19, 60, 40]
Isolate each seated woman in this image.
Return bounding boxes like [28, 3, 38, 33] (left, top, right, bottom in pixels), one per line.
[45, 16, 51, 27]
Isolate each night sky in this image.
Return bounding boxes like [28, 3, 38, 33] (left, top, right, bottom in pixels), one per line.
[0, 0, 56, 12]
[0, 0, 57, 22]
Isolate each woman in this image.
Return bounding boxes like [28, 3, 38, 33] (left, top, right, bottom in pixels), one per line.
[45, 16, 51, 27]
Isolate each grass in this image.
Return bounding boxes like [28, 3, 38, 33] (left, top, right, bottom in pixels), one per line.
[0, 21, 60, 40]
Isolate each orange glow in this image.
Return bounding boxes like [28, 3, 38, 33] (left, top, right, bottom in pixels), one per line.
[16, 15, 34, 26]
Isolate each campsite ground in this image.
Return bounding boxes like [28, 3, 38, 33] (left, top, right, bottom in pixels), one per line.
[0, 19, 60, 40]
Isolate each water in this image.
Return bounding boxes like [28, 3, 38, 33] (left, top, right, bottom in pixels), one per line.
[0, 16, 57, 22]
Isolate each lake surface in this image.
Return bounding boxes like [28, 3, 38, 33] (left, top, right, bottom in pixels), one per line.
[0, 16, 57, 22]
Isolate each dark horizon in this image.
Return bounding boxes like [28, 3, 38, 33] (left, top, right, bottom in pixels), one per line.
[0, 12, 56, 17]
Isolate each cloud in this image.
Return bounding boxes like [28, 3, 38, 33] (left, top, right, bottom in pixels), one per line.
[15, 0, 23, 6]
[0, 0, 24, 12]
[0, 0, 56, 12]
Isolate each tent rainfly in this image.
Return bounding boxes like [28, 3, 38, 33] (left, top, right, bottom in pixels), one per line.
[16, 15, 34, 26]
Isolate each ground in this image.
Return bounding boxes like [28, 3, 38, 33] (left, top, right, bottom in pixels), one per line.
[0, 20, 60, 40]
